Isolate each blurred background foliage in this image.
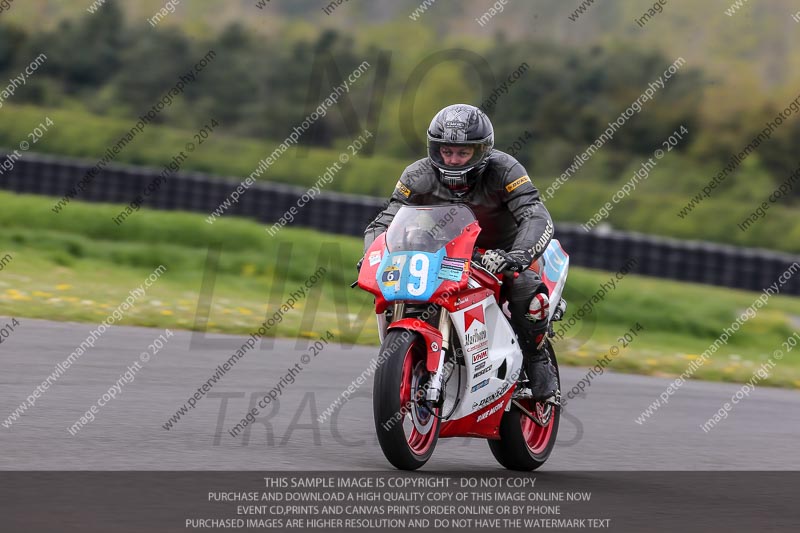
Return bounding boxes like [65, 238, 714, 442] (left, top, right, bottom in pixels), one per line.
[1, 0, 799, 252]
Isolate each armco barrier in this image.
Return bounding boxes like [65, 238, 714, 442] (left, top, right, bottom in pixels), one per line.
[1, 151, 798, 296]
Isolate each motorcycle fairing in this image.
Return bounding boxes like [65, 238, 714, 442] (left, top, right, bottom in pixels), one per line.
[357, 221, 480, 311]
[358, 233, 390, 312]
[541, 239, 569, 321]
[438, 293, 522, 439]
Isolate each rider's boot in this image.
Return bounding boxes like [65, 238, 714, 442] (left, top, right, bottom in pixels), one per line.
[514, 295, 558, 401]
[509, 284, 558, 401]
[523, 326, 558, 401]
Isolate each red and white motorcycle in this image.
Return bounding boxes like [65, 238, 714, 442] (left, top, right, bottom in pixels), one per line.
[357, 204, 569, 470]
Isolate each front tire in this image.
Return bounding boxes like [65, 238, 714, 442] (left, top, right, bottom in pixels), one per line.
[373, 330, 441, 470]
[488, 341, 560, 471]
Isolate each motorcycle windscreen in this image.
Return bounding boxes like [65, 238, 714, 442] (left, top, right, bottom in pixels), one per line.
[384, 204, 476, 253]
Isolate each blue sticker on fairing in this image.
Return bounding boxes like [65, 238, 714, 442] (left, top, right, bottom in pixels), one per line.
[377, 249, 447, 302]
[543, 240, 568, 282]
[437, 266, 462, 282]
[471, 379, 489, 392]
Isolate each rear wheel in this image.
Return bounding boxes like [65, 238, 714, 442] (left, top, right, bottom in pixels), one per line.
[373, 330, 441, 470]
[489, 341, 560, 471]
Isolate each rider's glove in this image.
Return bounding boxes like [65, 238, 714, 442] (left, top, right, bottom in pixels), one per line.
[480, 249, 532, 274]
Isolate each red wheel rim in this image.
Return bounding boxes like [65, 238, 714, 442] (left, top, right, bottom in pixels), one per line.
[520, 400, 556, 455]
[399, 344, 438, 456]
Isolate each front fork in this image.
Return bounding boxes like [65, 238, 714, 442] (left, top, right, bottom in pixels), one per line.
[425, 309, 450, 403]
[386, 302, 450, 403]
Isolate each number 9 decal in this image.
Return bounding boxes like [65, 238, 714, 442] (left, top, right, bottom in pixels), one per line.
[407, 253, 429, 296]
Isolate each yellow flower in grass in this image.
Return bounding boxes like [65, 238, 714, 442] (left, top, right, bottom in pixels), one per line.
[682, 354, 699, 360]
[55, 284, 72, 291]
[160, 310, 174, 316]
[793, 380, 800, 388]
[645, 358, 659, 366]
[236, 307, 253, 316]
[242, 264, 257, 276]
[63, 296, 79, 303]
[32, 291, 53, 298]
[298, 331, 317, 338]
[10, 293, 31, 301]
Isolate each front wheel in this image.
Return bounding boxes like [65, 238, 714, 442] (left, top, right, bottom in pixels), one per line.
[488, 341, 561, 471]
[373, 330, 441, 470]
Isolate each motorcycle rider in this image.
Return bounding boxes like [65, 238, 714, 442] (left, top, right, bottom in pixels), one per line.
[362, 103, 558, 401]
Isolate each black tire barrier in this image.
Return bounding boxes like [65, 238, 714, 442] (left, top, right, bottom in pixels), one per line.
[1, 151, 798, 295]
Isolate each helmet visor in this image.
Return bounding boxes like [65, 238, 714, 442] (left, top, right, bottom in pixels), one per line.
[428, 140, 489, 172]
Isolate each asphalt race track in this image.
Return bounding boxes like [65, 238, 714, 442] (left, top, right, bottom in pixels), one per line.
[1, 318, 798, 471]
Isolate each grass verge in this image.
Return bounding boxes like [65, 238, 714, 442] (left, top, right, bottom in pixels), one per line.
[0, 190, 798, 388]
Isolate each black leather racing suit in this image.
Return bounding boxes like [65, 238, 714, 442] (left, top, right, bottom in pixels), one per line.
[363, 150, 555, 382]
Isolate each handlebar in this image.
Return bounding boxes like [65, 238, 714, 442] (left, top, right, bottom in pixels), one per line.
[471, 249, 521, 280]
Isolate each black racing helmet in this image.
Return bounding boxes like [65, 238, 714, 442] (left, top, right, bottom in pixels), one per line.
[427, 104, 494, 191]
